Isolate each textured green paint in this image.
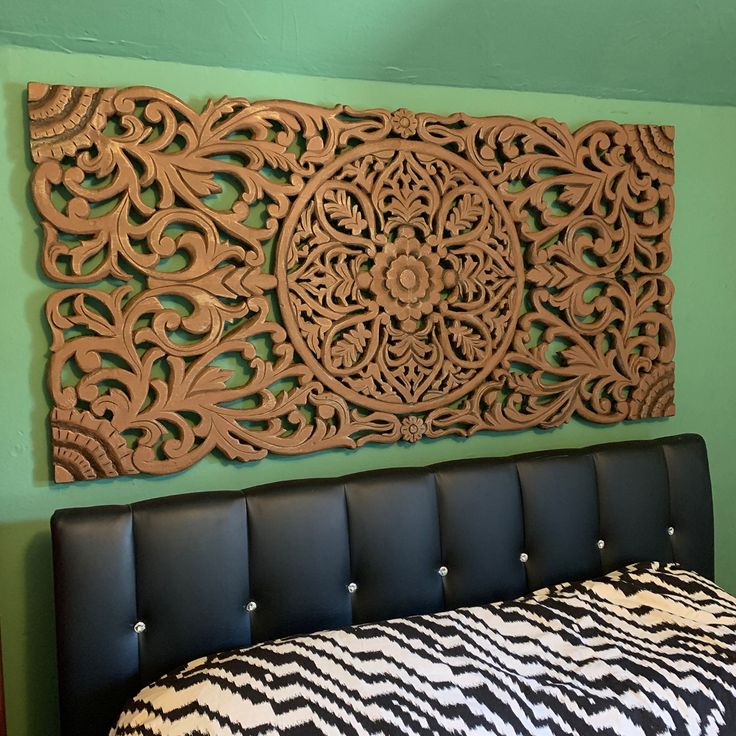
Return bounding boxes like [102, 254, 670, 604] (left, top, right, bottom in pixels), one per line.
[1, 43, 736, 736]
[2, 0, 736, 106]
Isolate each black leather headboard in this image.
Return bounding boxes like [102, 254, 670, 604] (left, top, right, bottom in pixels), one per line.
[51, 434, 713, 736]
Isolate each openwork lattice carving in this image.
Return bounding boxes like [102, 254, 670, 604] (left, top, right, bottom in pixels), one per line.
[27, 83, 676, 483]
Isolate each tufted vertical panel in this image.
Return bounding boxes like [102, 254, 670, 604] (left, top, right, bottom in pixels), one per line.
[435, 460, 526, 608]
[346, 469, 443, 623]
[51, 507, 139, 736]
[662, 435, 714, 578]
[517, 454, 602, 590]
[246, 481, 351, 643]
[132, 493, 251, 684]
[594, 445, 673, 572]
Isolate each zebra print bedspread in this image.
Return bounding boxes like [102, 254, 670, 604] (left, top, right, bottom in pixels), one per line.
[112, 563, 736, 735]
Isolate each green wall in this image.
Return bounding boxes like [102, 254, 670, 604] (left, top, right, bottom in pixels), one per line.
[2, 0, 736, 106]
[1, 43, 735, 736]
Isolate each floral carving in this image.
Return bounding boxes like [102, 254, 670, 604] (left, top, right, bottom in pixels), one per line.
[28, 83, 116, 162]
[51, 407, 137, 482]
[401, 416, 427, 442]
[629, 364, 676, 420]
[371, 228, 444, 321]
[391, 109, 418, 138]
[626, 125, 675, 185]
[27, 82, 676, 483]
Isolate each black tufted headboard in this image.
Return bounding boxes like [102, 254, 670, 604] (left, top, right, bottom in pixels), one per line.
[51, 434, 713, 736]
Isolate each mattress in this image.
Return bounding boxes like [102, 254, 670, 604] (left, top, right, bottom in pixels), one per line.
[111, 562, 736, 735]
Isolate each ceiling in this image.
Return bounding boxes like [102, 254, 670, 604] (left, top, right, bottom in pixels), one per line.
[2, 0, 735, 106]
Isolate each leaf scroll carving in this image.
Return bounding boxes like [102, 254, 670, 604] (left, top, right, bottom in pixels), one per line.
[27, 82, 676, 483]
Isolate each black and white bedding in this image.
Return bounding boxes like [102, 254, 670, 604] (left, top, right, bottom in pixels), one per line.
[112, 563, 736, 735]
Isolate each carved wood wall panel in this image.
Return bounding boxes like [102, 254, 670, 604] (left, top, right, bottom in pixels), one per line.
[27, 82, 676, 483]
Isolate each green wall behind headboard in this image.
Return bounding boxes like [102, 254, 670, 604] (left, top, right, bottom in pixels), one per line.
[0, 43, 735, 736]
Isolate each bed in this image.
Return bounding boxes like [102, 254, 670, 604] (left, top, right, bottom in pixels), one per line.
[50, 433, 729, 735]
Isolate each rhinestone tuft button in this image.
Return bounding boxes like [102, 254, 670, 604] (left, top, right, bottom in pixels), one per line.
[597, 539, 605, 550]
[133, 621, 146, 634]
[245, 601, 257, 613]
[347, 582, 358, 593]
[667, 526, 675, 536]
[519, 553, 528, 563]
[438, 566, 448, 577]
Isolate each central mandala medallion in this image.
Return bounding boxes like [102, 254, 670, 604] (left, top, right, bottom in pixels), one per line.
[276, 139, 524, 413]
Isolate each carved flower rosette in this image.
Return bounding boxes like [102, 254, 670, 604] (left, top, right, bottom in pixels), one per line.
[27, 82, 676, 482]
